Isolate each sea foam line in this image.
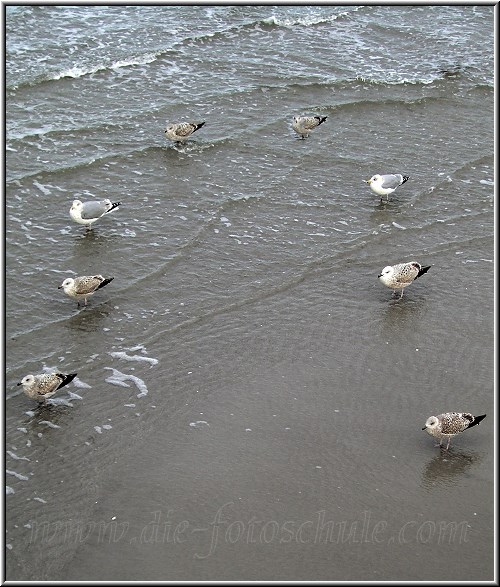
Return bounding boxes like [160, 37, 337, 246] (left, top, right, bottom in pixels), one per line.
[50, 52, 158, 81]
[104, 367, 149, 398]
[109, 351, 159, 366]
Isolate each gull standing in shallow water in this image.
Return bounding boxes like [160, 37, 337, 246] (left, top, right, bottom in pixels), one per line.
[17, 372, 78, 403]
[422, 412, 486, 449]
[378, 261, 431, 298]
[164, 121, 206, 143]
[364, 174, 410, 201]
[292, 115, 327, 139]
[59, 275, 114, 306]
[70, 199, 121, 230]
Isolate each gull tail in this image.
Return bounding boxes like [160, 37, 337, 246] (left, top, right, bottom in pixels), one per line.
[106, 202, 121, 214]
[97, 277, 114, 290]
[315, 116, 327, 126]
[416, 265, 431, 279]
[193, 121, 206, 133]
[466, 414, 487, 429]
[401, 175, 410, 185]
[56, 373, 78, 390]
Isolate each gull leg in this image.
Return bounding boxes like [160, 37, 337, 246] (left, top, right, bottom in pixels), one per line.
[446, 437, 451, 450]
[400, 289, 404, 299]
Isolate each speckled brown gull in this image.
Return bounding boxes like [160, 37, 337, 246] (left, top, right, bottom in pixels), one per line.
[58, 275, 114, 306]
[164, 121, 205, 142]
[292, 115, 327, 138]
[422, 412, 486, 449]
[378, 261, 431, 298]
[17, 372, 78, 403]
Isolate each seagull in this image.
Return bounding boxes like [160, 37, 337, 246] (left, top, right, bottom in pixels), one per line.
[364, 174, 410, 201]
[164, 121, 206, 143]
[70, 199, 121, 230]
[59, 275, 114, 307]
[292, 115, 327, 139]
[378, 261, 431, 298]
[17, 372, 78, 403]
[422, 412, 486, 449]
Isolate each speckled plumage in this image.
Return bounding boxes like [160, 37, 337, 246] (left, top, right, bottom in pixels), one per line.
[292, 115, 327, 138]
[164, 121, 205, 142]
[364, 173, 410, 200]
[17, 372, 78, 403]
[378, 261, 431, 298]
[422, 412, 486, 449]
[70, 199, 121, 229]
[59, 275, 114, 306]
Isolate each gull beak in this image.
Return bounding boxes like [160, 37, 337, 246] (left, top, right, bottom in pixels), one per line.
[17, 381, 22, 386]
[57, 285, 63, 289]
[364, 179, 371, 184]
[377, 273, 382, 278]
[421, 426, 427, 430]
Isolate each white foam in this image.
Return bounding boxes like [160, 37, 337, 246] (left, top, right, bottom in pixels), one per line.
[66, 391, 83, 400]
[189, 420, 209, 428]
[262, 11, 353, 28]
[32, 181, 51, 195]
[49, 397, 76, 407]
[7, 450, 30, 461]
[104, 368, 149, 397]
[6, 469, 29, 481]
[51, 53, 157, 82]
[39, 420, 61, 429]
[70, 377, 92, 389]
[109, 351, 158, 365]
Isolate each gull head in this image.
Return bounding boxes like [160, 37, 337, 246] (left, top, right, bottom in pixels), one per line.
[378, 265, 393, 280]
[422, 416, 439, 432]
[59, 278, 75, 291]
[18, 374, 35, 387]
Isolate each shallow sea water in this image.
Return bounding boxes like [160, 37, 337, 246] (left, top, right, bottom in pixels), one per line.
[5, 5, 494, 580]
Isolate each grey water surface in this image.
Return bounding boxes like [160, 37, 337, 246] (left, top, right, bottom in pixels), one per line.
[5, 5, 494, 581]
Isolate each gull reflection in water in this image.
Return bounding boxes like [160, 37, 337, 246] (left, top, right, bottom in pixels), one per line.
[421, 448, 482, 490]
